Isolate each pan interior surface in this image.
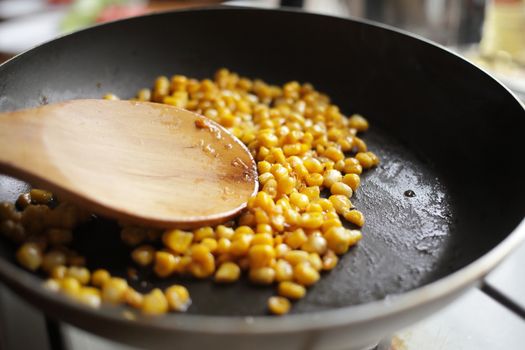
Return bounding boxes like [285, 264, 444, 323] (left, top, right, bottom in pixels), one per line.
[0, 8, 523, 318]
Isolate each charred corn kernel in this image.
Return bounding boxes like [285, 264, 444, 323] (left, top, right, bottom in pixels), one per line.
[278, 281, 306, 299]
[305, 173, 324, 186]
[323, 169, 343, 188]
[268, 296, 290, 315]
[194, 227, 214, 241]
[330, 182, 353, 198]
[154, 251, 177, 278]
[162, 229, 193, 254]
[344, 210, 365, 227]
[124, 287, 144, 309]
[201, 238, 218, 252]
[300, 212, 323, 229]
[256, 224, 273, 234]
[284, 250, 309, 266]
[230, 235, 252, 256]
[29, 189, 53, 204]
[251, 233, 273, 246]
[294, 262, 320, 286]
[324, 146, 344, 162]
[216, 238, 231, 254]
[290, 192, 309, 211]
[342, 174, 361, 191]
[303, 157, 323, 173]
[214, 262, 241, 283]
[16, 242, 42, 271]
[91, 269, 111, 288]
[43, 278, 61, 292]
[16, 193, 32, 209]
[165, 285, 191, 312]
[348, 114, 369, 131]
[47, 228, 73, 245]
[103, 93, 119, 100]
[275, 243, 290, 258]
[142, 289, 169, 315]
[249, 244, 275, 268]
[120, 227, 146, 246]
[301, 235, 327, 254]
[51, 265, 67, 279]
[249, 267, 275, 285]
[347, 229, 363, 246]
[102, 278, 128, 304]
[343, 157, 363, 175]
[131, 245, 155, 266]
[60, 277, 81, 296]
[355, 152, 374, 169]
[284, 229, 307, 249]
[329, 195, 352, 215]
[308, 253, 323, 271]
[76, 287, 101, 308]
[42, 250, 67, 273]
[216, 225, 234, 239]
[66, 266, 90, 285]
[274, 259, 293, 282]
[322, 250, 339, 270]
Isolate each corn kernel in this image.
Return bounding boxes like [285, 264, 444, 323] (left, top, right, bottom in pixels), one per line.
[249, 267, 275, 285]
[294, 262, 320, 286]
[165, 285, 191, 312]
[274, 259, 293, 282]
[215, 262, 241, 283]
[249, 244, 275, 268]
[268, 296, 291, 315]
[142, 289, 168, 315]
[154, 251, 178, 278]
[162, 229, 193, 254]
[91, 269, 111, 288]
[102, 278, 128, 304]
[330, 182, 353, 198]
[344, 210, 365, 227]
[342, 174, 361, 191]
[131, 245, 155, 266]
[16, 242, 42, 271]
[278, 281, 306, 299]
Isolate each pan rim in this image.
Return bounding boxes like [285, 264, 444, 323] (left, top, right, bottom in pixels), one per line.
[0, 5, 524, 335]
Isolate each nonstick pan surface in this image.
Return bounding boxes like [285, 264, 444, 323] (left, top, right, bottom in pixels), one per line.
[0, 6, 524, 349]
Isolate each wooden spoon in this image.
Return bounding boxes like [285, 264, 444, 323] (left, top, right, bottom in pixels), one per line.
[0, 99, 258, 229]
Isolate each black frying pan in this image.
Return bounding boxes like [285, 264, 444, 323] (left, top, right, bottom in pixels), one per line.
[0, 7, 524, 350]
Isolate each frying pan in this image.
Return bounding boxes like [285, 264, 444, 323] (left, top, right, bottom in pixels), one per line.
[0, 7, 524, 350]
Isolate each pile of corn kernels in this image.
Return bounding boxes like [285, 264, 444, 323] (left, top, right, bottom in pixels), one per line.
[0, 69, 378, 316]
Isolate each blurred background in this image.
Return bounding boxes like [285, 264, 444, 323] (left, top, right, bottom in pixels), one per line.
[0, 0, 523, 100]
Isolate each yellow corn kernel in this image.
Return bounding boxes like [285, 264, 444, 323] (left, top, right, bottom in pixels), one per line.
[42, 250, 67, 273]
[303, 157, 323, 173]
[306, 202, 323, 213]
[162, 229, 193, 254]
[300, 212, 323, 229]
[258, 132, 279, 148]
[268, 296, 291, 315]
[60, 277, 81, 297]
[124, 287, 144, 309]
[275, 243, 290, 258]
[137, 88, 151, 101]
[343, 158, 363, 175]
[274, 259, 293, 282]
[321, 218, 343, 233]
[43, 278, 61, 292]
[278, 281, 306, 300]
[322, 250, 339, 270]
[258, 173, 274, 186]
[16, 242, 43, 271]
[201, 238, 218, 253]
[342, 174, 361, 191]
[277, 176, 296, 195]
[194, 227, 215, 242]
[347, 229, 363, 246]
[154, 251, 177, 278]
[324, 146, 344, 162]
[330, 182, 353, 198]
[251, 233, 273, 246]
[329, 195, 352, 215]
[131, 245, 156, 266]
[120, 227, 146, 246]
[323, 169, 343, 188]
[255, 224, 273, 234]
[300, 186, 320, 201]
[174, 255, 192, 274]
[215, 238, 232, 254]
[214, 262, 241, 283]
[51, 265, 67, 280]
[230, 235, 252, 256]
[249, 244, 276, 268]
[91, 269, 111, 288]
[66, 266, 90, 285]
[153, 76, 170, 102]
[249, 267, 275, 285]
[215, 225, 234, 239]
[284, 229, 307, 249]
[189, 245, 215, 278]
[348, 114, 369, 131]
[102, 277, 128, 304]
[289, 192, 309, 211]
[103, 93, 119, 100]
[29, 189, 53, 204]
[141, 289, 168, 315]
[334, 159, 345, 172]
[294, 262, 320, 286]
[324, 226, 351, 255]
[305, 173, 324, 186]
[344, 210, 365, 227]
[165, 285, 191, 312]
[271, 148, 287, 164]
[75, 287, 101, 308]
[301, 235, 327, 255]
[308, 253, 323, 271]
[284, 250, 309, 266]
